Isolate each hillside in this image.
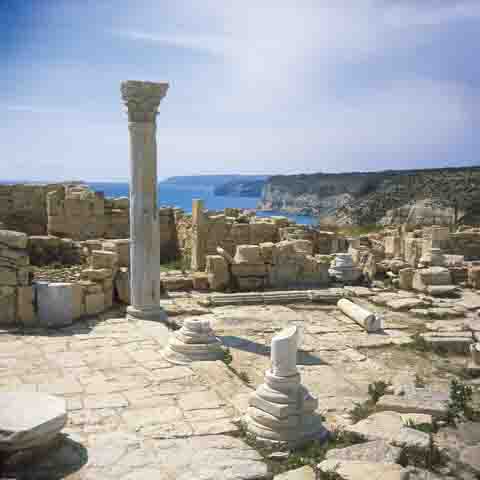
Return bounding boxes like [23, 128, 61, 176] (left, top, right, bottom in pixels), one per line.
[258, 167, 480, 226]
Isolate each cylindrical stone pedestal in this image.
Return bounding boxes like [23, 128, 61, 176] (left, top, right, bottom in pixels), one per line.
[121, 80, 169, 322]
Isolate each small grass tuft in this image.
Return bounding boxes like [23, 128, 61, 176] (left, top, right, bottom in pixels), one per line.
[404, 419, 436, 435]
[368, 380, 390, 403]
[446, 379, 478, 424]
[349, 401, 375, 423]
[222, 347, 233, 366]
[237, 370, 251, 384]
[414, 373, 426, 388]
[399, 436, 445, 471]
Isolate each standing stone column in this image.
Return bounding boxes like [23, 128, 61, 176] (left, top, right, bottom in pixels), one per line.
[121, 80, 169, 321]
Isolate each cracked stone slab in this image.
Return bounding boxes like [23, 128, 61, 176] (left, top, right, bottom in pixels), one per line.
[318, 459, 409, 480]
[376, 391, 448, 417]
[344, 411, 430, 449]
[91, 433, 269, 479]
[325, 440, 402, 464]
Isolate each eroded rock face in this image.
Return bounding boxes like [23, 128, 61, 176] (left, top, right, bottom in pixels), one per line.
[0, 392, 67, 452]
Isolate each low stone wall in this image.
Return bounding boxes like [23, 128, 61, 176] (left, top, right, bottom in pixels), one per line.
[47, 185, 129, 240]
[205, 240, 330, 292]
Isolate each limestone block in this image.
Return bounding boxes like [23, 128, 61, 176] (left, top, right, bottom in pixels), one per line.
[412, 267, 452, 292]
[206, 255, 230, 291]
[234, 245, 262, 264]
[162, 276, 193, 291]
[0, 290, 16, 325]
[0, 247, 29, 267]
[78, 280, 103, 294]
[237, 276, 265, 291]
[431, 226, 449, 247]
[0, 268, 17, 286]
[71, 284, 85, 319]
[0, 230, 28, 249]
[362, 253, 377, 281]
[85, 292, 105, 316]
[385, 236, 401, 259]
[470, 343, 480, 365]
[318, 460, 409, 480]
[0, 392, 67, 452]
[16, 267, 30, 286]
[114, 268, 130, 304]
[91, 250, 118, 270]
[291, 239, 313, 256]
[269, 263, 299, 288]
[404, 238, 421, 267]
[103, 239, 130, 267]
[36, 282, 74, 328]
[231, 263, 267, 277]
[274, 466, 315, 480]
[192, 272, 210, 291]
[230, 224, 250, 244]
[260, 242, 275, 264]
[337, 298, 383, 332]
[468, 267, 480, 290]
[398, 268, 415, 290]
[345, 411, 430, 449]
[0, 285, 15, 298]
[80, 268, 112, 281]
[272, 241, 296, 263]
[16, 286, 35, 326]
[111, 197, 129, 209]
[84, 239, 103, 252]
[250, 222, 277, 244]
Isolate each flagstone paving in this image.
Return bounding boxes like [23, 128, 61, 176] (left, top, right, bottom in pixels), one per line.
[1, 295, 479, 478]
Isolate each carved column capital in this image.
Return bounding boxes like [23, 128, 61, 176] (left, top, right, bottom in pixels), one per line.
[121, 80, 169, 122]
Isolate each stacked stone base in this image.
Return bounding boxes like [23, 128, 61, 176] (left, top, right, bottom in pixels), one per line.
[163, 318, 224, 365]
[244, 369, 326, 447]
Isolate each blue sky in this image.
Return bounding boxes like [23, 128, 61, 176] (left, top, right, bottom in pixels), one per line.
[2, 0, 480, 181]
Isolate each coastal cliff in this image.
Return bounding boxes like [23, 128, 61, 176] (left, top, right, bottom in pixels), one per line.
[259, 167, 480, 225]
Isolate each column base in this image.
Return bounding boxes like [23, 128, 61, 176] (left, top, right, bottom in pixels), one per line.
[126, 305, 168, 322]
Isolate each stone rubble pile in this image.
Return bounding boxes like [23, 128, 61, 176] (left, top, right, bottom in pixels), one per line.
[206, 240, 332, 292]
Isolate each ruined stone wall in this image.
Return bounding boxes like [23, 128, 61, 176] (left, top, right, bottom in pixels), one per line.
[0, 229, 132, 328]
[0, 184, 61, 235]
[47, 185, 131, 240]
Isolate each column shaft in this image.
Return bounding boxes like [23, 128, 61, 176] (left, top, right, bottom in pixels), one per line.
[129, 122, 161, 311]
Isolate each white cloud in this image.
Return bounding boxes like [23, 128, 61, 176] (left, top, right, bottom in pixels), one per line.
[2, 0, 479, 180]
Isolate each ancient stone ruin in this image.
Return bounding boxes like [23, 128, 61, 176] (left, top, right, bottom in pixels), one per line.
[1, 80, 480, 479]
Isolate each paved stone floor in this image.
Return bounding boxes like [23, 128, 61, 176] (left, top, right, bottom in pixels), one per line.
[1, 288, 480, 478]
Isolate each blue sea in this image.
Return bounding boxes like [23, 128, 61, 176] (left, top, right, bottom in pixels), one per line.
[88, 182, 316, 226]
